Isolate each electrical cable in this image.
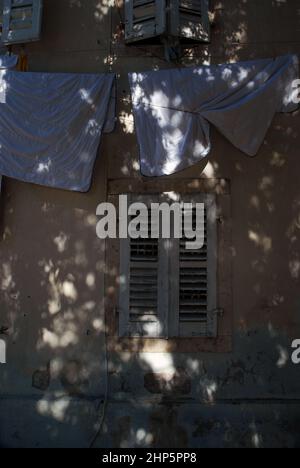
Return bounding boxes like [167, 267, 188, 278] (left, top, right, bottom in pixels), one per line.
[89, 310, 109, 449]
[89, 5, 114, 451]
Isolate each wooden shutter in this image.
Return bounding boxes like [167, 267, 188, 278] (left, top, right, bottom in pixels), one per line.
[119, 194, 168, 338]
[169, 194, 217, 337]
[170, 0, 210, 42]
[125, 0, 166, 43]
[119, 192, 217, 339]
[1, 0, 43, 45]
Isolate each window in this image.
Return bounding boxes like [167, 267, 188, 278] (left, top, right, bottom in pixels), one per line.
[170, 0, 211, 42]
[119, 193, 217, 338]
[0, 0, 43, 45]
[125, 0, 166, 43]
[125, 0, 210, 44]
[106, 178, 232, 353]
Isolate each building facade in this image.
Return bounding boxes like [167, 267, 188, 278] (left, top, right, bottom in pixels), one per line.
[0, 0, 300, 448]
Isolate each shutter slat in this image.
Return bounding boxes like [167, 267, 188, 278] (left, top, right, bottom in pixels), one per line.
[129, 313, 159, 321]
[178, 314, 207, 321]
[180, 261, 207, 269]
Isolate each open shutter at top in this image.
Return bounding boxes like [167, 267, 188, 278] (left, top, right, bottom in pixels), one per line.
[169, 194, 217, 338]
[119, 194, 168, 338]
[125, 0, 166, 43]
[1, 0, 43, 45]
[170, 0, 210, 42]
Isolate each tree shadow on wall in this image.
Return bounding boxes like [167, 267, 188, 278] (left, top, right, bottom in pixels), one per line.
[0, 0, 300, 449]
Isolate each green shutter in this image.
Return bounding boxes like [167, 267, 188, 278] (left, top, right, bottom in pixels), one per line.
[170, 0, 210, 42]
[2, 0, 43, 45]
[169, 194, 217, 338]
[119, 192, 218, 339]
[125, 0, 166, 43]
[119, 194, 168, 338]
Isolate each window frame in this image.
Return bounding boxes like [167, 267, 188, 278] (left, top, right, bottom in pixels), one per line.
[105, 178, 232, 353]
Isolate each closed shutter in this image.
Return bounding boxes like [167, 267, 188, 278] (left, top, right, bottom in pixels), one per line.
[119, 192, 217, 339]
[169, 194, 217, 337]
[170, 0, 210, 42]
[125, 0, 166, 43]
[119, 194, 168, 338]
[1, 0, 43, 45]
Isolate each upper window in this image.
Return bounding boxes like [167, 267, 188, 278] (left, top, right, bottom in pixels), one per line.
[0, 0, 43, 45]
[125, 0, 210, 44]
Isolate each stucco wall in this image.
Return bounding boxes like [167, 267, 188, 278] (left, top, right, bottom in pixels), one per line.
[0, 0, 300, 448]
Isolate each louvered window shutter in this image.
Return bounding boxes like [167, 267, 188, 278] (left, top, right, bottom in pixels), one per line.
[125, 0, 166, 43]
[169, 194, 217, 337]
[170, 0, 210, 42]
[119, 194, 168, 338]
[1, 0, 43, 45]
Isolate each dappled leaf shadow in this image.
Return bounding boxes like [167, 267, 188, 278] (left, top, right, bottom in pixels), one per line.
[0, 0, 300, 449]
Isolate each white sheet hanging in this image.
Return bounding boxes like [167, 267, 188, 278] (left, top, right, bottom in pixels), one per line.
[0, 64, 115, 192]
[129, 55, 299, 176]
[0, 55, 19, 193]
